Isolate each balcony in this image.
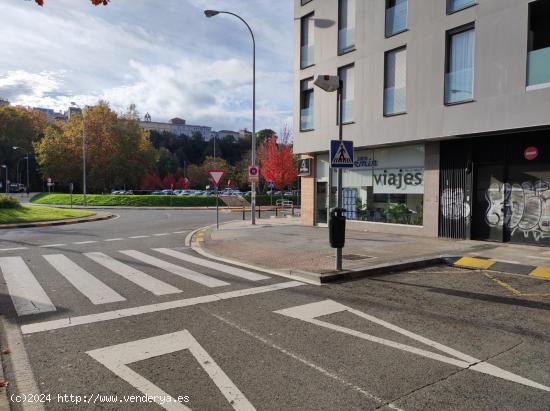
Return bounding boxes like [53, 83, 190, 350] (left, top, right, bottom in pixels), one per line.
[338, 27, 355, 54]
[527, 47, 550, 89]
[300, 107, 314, 130]
[385, 1, 407, 37]
[300, 44, 314, 68]
[445, 67, 474, 104]
[384, 87, 406, 115]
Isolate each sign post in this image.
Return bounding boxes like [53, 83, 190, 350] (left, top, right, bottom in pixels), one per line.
[69, 183, 74, 209]
[330, 137, 354, 271]
[268, 181, 275, 205]
[208, 170, 225, 229]
[248, 165, 260, 222]
[47, 177, 53, 194]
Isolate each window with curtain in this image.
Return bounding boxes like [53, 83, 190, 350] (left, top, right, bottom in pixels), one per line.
[338, 65, 354, 123]
[385, 0, 408, 37]
[300, 13, 315, 68]
[445, 25, 475, 104]
[447, 0, 476, 14]
[338, 0, 356, 54]
[300, 78, 314, 130]
[384, 47, 407, 115]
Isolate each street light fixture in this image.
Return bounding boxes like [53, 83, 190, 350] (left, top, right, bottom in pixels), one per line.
[204, 9, 257, 225]
[314, 74, 345, 271]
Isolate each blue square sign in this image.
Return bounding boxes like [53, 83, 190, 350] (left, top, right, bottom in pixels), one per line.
[330, 140, 354, 168]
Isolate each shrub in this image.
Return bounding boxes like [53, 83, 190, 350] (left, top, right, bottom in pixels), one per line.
[0, 195, 22, 209]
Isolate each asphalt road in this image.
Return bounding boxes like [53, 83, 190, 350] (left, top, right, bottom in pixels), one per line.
[0, 209, 549, 410]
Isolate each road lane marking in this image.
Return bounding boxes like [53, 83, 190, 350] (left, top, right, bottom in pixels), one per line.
[39, 244, 67, 248]
[483, 272, 550, 297]
[104, 238, 124, 242]
[74, 241, 99, 245]
[153, 233, 170, 237]
[87, 330, 254, 411]
[173, 231, 189, 234]
[527, 255, 550, 261]
[21, 281, 303, 334]
[212, 313, 404, 410]
[276, 300, 550, 392]
[43, 254, 126, 305]
[153, 248, 269, 282]
[0, 247, 28, 252]
[85, 252, 182, 296]
[129, 235, 150, 239]
[0, 257, 56, 316]
[120, 250, 230, 288]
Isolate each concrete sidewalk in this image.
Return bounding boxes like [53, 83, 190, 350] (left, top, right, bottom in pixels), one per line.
[196, 217, 550, 281]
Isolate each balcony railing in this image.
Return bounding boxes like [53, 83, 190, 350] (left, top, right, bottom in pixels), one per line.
[385, 1, 408, 37]
[527, 47, 550, 88]
[300, 44, 314, 68]
[384, 87, 406, 115]
[445, 67, 474, 103]
[338, 27, 355, 54]
[300, 107, 314, 130]
[448, 0, 475, 13]
[340, 100, 354, 123]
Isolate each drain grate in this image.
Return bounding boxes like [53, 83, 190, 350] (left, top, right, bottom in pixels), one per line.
[342, 254, 372, 261]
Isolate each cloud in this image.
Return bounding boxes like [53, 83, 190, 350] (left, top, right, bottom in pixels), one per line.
[0, 0, 293, 132]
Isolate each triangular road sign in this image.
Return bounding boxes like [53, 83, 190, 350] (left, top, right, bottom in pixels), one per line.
[208, 170, 225, 187]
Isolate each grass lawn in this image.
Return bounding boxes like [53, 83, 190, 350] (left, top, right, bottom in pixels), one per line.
[31, 193, 217, 207]
[0, 205, 95, 225]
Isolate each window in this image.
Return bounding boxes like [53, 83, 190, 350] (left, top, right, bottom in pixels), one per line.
[447, 0, 476, 14]
[338, 65, 354, 124]
[384, 47, 407, 115]
[301, 0, 312, 4]
[338, 0, 356, 54]
[300, 78, 314, 130]
[385, 0, 407, 37]
[300, 13, 315, 68]
[328, 145, 425, 225]
[527, 0, 550, 89]
[445, 25, 475, 104]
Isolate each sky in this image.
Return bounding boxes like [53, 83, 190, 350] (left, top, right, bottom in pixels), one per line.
[0, 0, 294, 132]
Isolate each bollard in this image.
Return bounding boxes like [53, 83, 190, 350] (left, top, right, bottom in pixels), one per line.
[258, 205, 261, 219]
[275, 207, 278, 217]
[292, 205, 294, 216]
[243, 206, 245, 220]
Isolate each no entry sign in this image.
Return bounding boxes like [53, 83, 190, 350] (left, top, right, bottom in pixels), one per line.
[524, 146, 538, 161]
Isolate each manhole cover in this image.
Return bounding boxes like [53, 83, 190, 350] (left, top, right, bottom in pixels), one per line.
[342, 254, 372, 261]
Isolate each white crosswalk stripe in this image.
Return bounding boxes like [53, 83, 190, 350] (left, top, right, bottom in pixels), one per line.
[84, 252, 182, 296]
[0, 257, 56, 316]
[43, 254, 126, 305]
[153, 248, 269, 281]
[119, 250, 230, 288]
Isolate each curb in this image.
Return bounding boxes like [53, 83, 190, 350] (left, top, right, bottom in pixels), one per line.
[0, 213, 114, 230]
[447, 256, 550, 280]
[187, 223, 450, 285]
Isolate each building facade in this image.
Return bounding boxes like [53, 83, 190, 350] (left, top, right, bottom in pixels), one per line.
[140, 115, 215, 140]
[294, 0, 550, 246]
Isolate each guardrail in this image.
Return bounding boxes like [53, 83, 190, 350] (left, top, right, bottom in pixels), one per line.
[241, 204, 300, 220]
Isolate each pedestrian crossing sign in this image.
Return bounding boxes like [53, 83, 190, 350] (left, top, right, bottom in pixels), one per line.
[330, 140, 354, 168]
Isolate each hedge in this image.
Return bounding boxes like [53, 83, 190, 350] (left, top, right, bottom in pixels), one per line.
[0, 195, 22, 209]
[31, 193, 218, 207]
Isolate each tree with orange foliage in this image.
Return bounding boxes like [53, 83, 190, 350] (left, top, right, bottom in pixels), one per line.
[162, 172, 176, 189]
[258, 129, 298, 190]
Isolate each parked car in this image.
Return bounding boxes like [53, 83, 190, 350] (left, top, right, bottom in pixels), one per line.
[283, 191, 294, 197]
[9, 183, 25, 193]
[161, 189, 174, 195]
[151, 190, 164, 195]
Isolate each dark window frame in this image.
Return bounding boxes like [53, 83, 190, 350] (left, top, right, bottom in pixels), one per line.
[300, 12, 315, 69]
[385, 0, 408, 38]
[300, 77, 315, 131]
[444, 22, 476, 105]
[383, 45, 408, 117]
[446, 0, 477, 15]
[337, 63, 355, 125]
[338, 0, 356, 55]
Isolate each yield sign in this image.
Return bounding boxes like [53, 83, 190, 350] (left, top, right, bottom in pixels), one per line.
[208, 170, 225, 187]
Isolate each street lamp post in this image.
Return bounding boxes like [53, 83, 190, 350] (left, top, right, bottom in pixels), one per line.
[204, 9, 257, 225]
[1, 165, 7, 194]
[82, 117, 87, 207]
[314, 74, 345, 271]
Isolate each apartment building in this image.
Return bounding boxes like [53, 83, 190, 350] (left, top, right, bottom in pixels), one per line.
[294, 0, 550, 247]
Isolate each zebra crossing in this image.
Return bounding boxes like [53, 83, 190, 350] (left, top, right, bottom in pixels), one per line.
[0, 249, 271, 317]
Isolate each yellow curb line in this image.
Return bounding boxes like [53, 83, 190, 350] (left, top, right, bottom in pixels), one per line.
[530, 266, 550, 280]
[454, 256, 496, 270]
